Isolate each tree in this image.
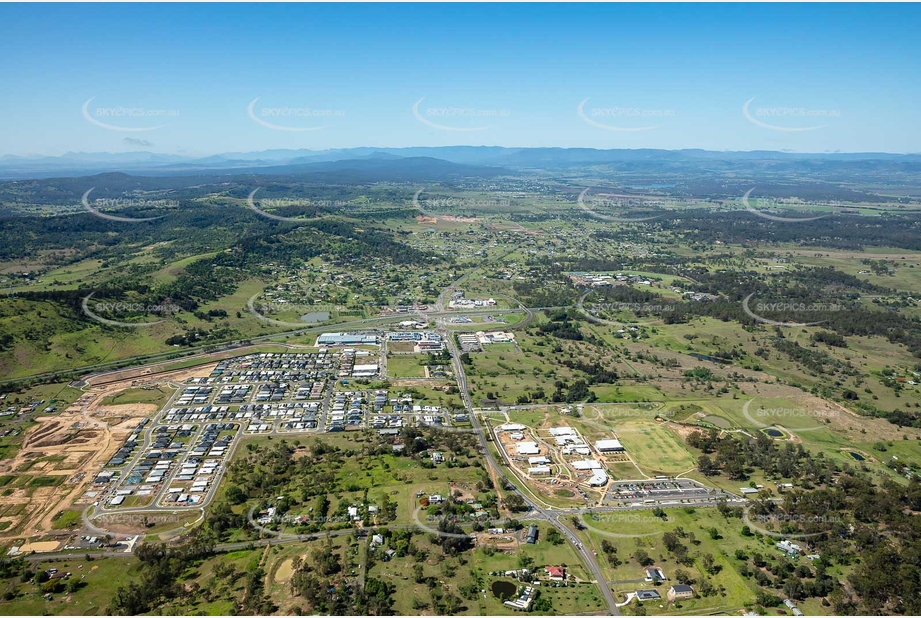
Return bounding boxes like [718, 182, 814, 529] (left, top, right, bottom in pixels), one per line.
[784, 576, 806, 601]
[756, 591, 782, 607]
[701, 553, 720, 574]
[225, 485, 246, 505]
[503, 493, 528, 512]
[634, 548, 653, 566]
[698, 455, 717, 476]
[662, 532, 680, 552]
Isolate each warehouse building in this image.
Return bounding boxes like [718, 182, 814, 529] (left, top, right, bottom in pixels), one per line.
[594, 438, 625, 452]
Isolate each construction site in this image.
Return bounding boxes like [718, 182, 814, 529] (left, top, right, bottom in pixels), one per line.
[491, 414, 626, 505]
[0, 362, 216, 549]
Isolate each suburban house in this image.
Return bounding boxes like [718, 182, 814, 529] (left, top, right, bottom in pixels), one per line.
[636, 590, 661, 602]
[645, 567, 665, 582]
[544, 566, 566, 581]
[667, 584, 694, 601]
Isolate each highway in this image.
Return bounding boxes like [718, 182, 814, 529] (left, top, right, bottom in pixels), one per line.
[442, 325, 622, 615]
[17, 268, 733, 615]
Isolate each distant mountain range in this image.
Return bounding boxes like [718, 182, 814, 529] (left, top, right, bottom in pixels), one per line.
[2, 147, 920, 180]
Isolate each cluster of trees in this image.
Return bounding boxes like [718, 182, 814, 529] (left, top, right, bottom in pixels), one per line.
[109, 537, 216, 615]
[654, 211, 921, 252]
[686, 423, 921, 614]
[223, 431, 480, 534]
[771, 337, 847, 376]
[543, 378, 597, 404]
[690, 428, 835, 483]
[512, 274, 580, 308]
[560, 358, 619, 384]
[538, 320, 584, 341]
[290, 541, 395, 614]
[811, 330, 847, 348]
[580, 262, 921, 369]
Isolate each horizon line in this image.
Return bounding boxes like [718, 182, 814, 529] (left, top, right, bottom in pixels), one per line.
[4, 145, 920, 159]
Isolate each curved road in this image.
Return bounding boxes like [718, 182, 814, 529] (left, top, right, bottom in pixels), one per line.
[442, 327, 621, 615]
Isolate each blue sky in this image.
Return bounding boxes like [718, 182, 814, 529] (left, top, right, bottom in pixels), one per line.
[1, 3, 918, 156]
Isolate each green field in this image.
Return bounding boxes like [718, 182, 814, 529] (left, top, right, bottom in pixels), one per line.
[611, 421, 697, 477]
[576, 506, 845, 615]
[100, 385, 175, 408]
[0, 556, 137, 615]
[386, 354, 427, 378]
[367, 522, 606, 615]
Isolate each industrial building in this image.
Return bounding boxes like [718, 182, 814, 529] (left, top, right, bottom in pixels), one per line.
[594, 438, 625, 452]
[515, 441, 540, 456]
[316, 332, 379, 346]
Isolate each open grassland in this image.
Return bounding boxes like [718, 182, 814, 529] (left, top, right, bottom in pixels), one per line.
[610, 421, 697, 477]
[576, 507, 843, 615]
[229, 431, 487, 527]
[100, 385, 175, 408]
[0, 556, 137, 615]
[386, 354, 427, 378]
[367, 522, 605, 616]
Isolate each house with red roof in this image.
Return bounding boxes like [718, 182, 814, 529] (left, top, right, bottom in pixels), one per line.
[545, 566, 565, 581]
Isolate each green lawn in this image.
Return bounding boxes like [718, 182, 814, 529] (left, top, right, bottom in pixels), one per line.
[575, 506, 835, 615]
[368, 522, 606, 615]
[0, 557, 138, 615]
[100, 385, 175, 408]
[386, 354, 427, 378]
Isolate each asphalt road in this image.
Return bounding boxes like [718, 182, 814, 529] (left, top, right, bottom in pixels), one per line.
[18, 272, 732, 613]
[442, 328, 622, 615]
